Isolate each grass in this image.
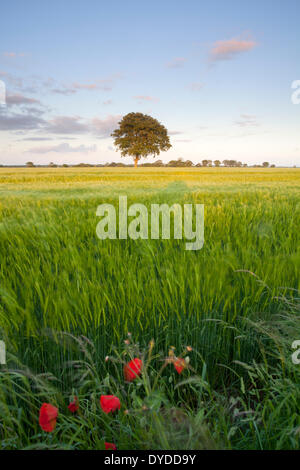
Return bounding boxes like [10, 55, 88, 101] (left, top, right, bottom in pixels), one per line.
[0, 167, 299, 449]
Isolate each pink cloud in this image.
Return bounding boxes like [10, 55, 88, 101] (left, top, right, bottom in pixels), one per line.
[6, 93, 41, 106]
[169, 130, 183, 136]
[166, 57, 186, 69]
[72, 82, 105, 90]
[133, 95, 159, 102]
[72, 74, 122, 92]
[3, 52, 25, 58]
[210, 36, 257, 62]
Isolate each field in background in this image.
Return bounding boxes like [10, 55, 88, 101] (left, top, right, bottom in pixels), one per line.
[0, 167, 299, 449]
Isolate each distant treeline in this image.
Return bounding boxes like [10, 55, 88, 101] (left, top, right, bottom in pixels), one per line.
[18, 158, 277, 168]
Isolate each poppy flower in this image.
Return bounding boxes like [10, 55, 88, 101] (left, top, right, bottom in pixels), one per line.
[174, 357, 186, 374]
[100, 395, 121, 414]
[123, 358, 142, 382]
[105, 442, 117, 450]
[68, 396, 79, 413]
[39, 403, 58, 432]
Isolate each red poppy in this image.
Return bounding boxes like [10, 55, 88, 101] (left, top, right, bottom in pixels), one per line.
[39, 403, 58, 432]
[174, 357, 186, 374]
[100, 395, 121, 414]
[68, 396, 79, 413]
[124, 358, 143, 382]
[105, 442, 117, 450]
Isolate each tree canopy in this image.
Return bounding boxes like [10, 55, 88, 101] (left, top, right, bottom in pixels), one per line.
[111, 112, 171, 167]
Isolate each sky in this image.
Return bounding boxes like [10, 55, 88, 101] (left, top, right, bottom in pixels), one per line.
[0, 0, 300, 166]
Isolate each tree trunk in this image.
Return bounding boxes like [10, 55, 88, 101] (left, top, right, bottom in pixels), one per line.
[134, 156, 139, 168]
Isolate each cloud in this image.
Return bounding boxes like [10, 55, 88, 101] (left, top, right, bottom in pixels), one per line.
[3, 52, 25, 58]
[0, 71, 121, 97]
[188, 82, 204, 91]
[6, 93, 41, 106]
[58, 136, 77, 140]
[45, 114, 121, 138]
[0, 71, 23, 89]
[21, 106, 46, 117]
[51, 75, 122, 95]
[103, 99, 113, 105]
[0, 72, 48, 95]
[46, 116, 89, 134]
[234, 114, 260, 127]
[20, 137, 54, 141]
[51, 88, 77, 95]
[166, 57, 186, 69]
[133, 95, 159, 103]
[209, 36, 257, 62]
[169, 130, 183, 136]
[27, 142, 97, 154]
[52, 83, 112, 95]
[0, 96, 121, 138]
[91, 115, 121, 138]
[0, 111, 45, 130]
[72, 79, 114, 91]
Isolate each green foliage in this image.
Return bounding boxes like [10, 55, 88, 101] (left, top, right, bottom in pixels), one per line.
[0, 306, 299, 449]
[0, 167, 299, 449]
[111, 113, 171, 164]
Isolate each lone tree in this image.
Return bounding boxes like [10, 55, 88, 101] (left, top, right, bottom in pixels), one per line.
[111, 112, 171, 168]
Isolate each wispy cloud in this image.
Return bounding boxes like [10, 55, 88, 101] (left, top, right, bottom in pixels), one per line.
[51, 88, 77, 96]
[188, 82, 204, 91]
[6, 93, 41, 106]
[21, 137, 53, 141]
[234, 114, 260, 127]
[133, 95, 159, 103]
[166, 57, 186, 69]
[0, 71, 121, 96]
[3, 52, 25, 58]
[0, 71, 50, 94]
[72, 78, 115, 91]
[0, 71, 24, 89]
[209, 36, 257, 62]
[46, 116, 89, 134]
[169, 130, 183, 136]
[27, 142, 97, 154]
[51, 75, 122, 95]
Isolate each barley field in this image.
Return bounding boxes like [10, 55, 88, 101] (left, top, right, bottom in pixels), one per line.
[0, 167, 299, 450]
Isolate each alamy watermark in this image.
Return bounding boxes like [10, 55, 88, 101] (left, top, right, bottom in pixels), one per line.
[0, 80, 6, 107]
[291, 80, 300, 104]
[291, 340, 300, 365]
[0, 340, 6, 364]
[96, 196, 204, 251]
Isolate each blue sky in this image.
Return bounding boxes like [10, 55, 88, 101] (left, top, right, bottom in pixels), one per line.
[0, 0, 300, 166]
